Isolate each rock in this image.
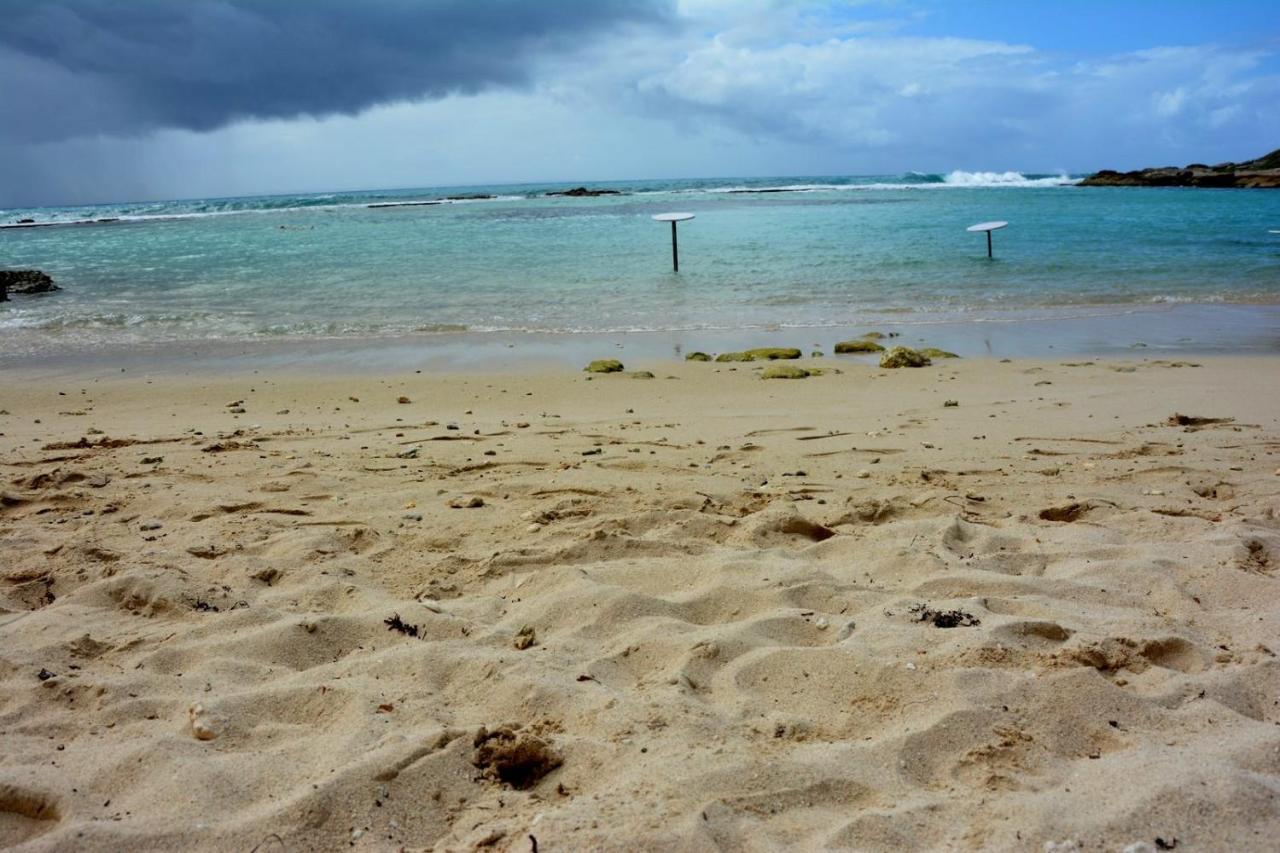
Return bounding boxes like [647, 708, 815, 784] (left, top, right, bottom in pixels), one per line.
[715, 347, 801, 362]
[943, 399, 959, 407]
[546, 186, 622, 197]
[746, 347, 801, 360]
[685, 352, 711, 361]
[396, 447, 420, 459]
[1079, 148, 1280, 188]
[250, 567, 280, 585]
[140, 520, 163, 531]
[584, 359, 624, 373]
[761, 364, 810, 379]
[833, 339, 885, 353]
[188, 703, 218, 740]
[879, 346, 931, 368]
[0, 270, 60, 301]
[448, 495, 485, 509]
[626, 370, 655, 379]
[918, 347, 959, 359]
[861, 331, 887, 339]
[513, 625, 537, 650]
[472, 725, 562, 788]
[397, 396, 411, 404]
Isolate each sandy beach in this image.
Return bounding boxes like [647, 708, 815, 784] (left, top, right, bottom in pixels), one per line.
[2, 354, 1279, 850]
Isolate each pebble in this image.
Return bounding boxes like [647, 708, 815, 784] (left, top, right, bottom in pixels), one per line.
[448, 496, 485, 509]
[188, 703, 218, 740]
[855, 470, 871, 479]
[397, 396, 411, 404]
[943, 400, 958, 407]
[403, 513, 423, 522]
[836, 620, 857, 641]
[140, 521, 163, 531]
[526, 524, 542, 533]
[814, 617, 829, 630]
[397, 447, 420, 459]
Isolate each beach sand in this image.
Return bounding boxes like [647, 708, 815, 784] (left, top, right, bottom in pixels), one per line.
[2, 355, 1279, 850]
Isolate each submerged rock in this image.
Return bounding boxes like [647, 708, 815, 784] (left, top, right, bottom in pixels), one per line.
[918, 347, 959, 359]
[685, 351, 712, 362]
[584, 359, 624, 373]
[761, 364, 810, 379]
[547, 186, 623, 197]
[0, 269, 60, 301]
[833, 340, 885, 354]
[879, 346, 931, 368]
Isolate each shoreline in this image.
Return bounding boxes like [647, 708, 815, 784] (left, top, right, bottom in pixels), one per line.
[3, 302, 1278, 379]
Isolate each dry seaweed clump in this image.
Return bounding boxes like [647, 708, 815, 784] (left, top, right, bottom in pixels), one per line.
[473, 725, 562, 789]
[879, 346, 931, 368]
[715, 347, 801, 362]
[833, 339, 885, 353]
[584, 359, 624, 373]
[761, 364, 810, 379]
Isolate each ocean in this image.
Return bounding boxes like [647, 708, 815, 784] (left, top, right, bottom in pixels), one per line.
[3, 172, 1279, 363]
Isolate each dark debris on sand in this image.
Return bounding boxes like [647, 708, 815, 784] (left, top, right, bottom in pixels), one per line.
[911, 604, 981, 628]
[384, 613, 420, 638]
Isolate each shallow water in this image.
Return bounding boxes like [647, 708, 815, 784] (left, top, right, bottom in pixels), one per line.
[2, 172, 1279, 359]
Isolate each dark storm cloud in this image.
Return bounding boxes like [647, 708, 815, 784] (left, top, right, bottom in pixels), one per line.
[0, 0, 674, 142]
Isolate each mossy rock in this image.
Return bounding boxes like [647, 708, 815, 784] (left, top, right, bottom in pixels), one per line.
[584, 359, 624, 373]
[761, 364, 810, 379]
[918, 347, 959, 359]
[879, 346, 931, 368]
[833, 339, 885, 354]
[746, 347, 801, 360]
[627, 370, 655, 379]
[715, 347, 801, 362]
[811, 351, 824, 358]
[685, 351, 711, 362]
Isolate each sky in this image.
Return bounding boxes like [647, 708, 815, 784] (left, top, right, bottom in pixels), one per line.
[2, 0, 1278, 207]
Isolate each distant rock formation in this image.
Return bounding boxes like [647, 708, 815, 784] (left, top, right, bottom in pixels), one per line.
[546, 187, 623, 197]
[0, 269, 60, 302]
[1080, 148, 1280, 188]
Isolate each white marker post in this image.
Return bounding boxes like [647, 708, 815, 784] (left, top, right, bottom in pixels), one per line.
[967, 220, 1008, 258]
[652, 212, 695, 272]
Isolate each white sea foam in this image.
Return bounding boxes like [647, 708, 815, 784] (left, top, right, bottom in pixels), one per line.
[942, 170, 1077, 187]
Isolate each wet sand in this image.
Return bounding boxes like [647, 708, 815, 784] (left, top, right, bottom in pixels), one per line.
[2, 354, 1279, 850]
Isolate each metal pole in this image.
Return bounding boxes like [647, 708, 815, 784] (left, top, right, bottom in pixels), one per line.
[986, 230, 992, 258]
[671, 221, 679, 272]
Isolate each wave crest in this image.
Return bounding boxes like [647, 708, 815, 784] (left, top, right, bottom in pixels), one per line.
[943, 171, 1077, 188]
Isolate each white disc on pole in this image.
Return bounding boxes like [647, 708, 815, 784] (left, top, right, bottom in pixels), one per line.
[966, 221, 1008, 232]
[652, 213, 695, 222]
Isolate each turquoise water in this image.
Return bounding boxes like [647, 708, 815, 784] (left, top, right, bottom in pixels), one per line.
[3, 173, 1279, 356]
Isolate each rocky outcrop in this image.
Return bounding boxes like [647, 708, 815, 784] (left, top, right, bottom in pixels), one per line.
[1080, 148, 1280, 188]
[547, 187, 623, 197]
[0, 269, 60, 301]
